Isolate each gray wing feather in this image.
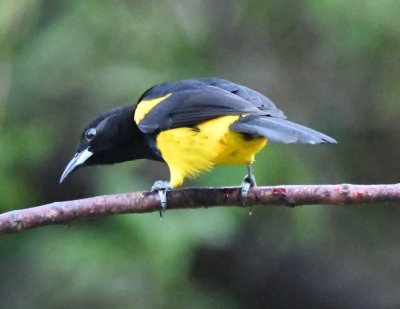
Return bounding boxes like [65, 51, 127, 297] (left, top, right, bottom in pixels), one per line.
[230, 115, 337, 144]
[200, 78, 286, 118]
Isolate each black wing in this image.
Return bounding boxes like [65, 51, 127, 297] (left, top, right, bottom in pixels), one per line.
[135, 85, 270, 133]
[199, 78, 286, 118]
[135, 78, 336, 144]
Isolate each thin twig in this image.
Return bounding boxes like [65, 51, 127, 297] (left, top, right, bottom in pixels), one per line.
[1, 184, 400, 235]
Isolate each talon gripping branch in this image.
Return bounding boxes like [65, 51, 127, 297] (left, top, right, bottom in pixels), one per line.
[60, 78, 336, 209]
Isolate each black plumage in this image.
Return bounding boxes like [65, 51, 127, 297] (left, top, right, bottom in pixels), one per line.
[60, 77, 336, 190]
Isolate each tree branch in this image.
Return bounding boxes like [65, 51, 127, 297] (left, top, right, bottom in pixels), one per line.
[1, 184, 400, 235]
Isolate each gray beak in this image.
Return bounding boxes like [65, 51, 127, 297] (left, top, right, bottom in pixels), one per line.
[60, 148, 93, 183]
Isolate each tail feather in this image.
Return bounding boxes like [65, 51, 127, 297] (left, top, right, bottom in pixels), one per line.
[230, 115, 337, 144]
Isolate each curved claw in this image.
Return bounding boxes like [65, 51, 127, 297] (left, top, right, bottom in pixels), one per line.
[151, 180, 172, 218]
[241, 164, 257, 213]
[241, 181, 251, 201]
[157, 189, 168, 211]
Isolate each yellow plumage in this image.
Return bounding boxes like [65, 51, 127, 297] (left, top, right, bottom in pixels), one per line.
[61, 78, 336, 199]
[156, 115, 267, 187]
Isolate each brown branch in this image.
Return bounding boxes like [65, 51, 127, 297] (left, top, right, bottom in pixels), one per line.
[1, 184, 400, 235]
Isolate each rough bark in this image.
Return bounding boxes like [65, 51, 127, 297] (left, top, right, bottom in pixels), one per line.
[1, 184, 400, 235]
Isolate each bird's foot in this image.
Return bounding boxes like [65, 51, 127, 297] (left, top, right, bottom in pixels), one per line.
[241, 174, 257, 200]
[241, 164, 257, 214]
[151, 180, 172, 219]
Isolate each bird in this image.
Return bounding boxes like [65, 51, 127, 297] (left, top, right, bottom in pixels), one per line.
[60, 77, 336, 211]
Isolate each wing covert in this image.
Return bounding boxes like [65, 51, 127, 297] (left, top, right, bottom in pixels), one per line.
[199, 78, 287, 119]
[135, 86, 267, 133]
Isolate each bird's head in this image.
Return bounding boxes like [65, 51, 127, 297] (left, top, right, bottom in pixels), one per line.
[60, 105, 151, 183]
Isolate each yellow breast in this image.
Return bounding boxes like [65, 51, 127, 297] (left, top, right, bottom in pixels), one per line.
[156, 115, 267, 187]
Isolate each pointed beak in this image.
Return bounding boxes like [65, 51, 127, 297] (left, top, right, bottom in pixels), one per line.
[60, 148, 93, 183]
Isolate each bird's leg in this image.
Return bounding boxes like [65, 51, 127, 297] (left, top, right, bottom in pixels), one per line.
[151, 180, 172, 219]
[241, 164, 257, 197]
[241, 164, 257, 214]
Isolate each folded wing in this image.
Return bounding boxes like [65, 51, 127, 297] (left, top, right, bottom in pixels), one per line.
[230, 115, 337, 144]
[135, 86, 268, 133]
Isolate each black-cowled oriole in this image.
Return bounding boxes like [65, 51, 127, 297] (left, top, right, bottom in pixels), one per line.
[60, 78, 336, 208]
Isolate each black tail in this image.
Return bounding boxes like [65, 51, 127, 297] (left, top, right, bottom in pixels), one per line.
[230, 115, 337, 144]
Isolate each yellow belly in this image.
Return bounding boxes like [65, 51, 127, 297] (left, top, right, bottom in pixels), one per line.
[156, 115, 267, 187]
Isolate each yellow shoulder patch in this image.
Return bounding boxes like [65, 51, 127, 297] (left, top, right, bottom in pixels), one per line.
[134, 93, 172, 125]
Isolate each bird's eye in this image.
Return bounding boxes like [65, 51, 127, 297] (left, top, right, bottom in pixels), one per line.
[85, 128, 97, 141]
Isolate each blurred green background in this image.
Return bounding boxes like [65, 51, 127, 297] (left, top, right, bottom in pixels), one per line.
[1, 0, 400, 308]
